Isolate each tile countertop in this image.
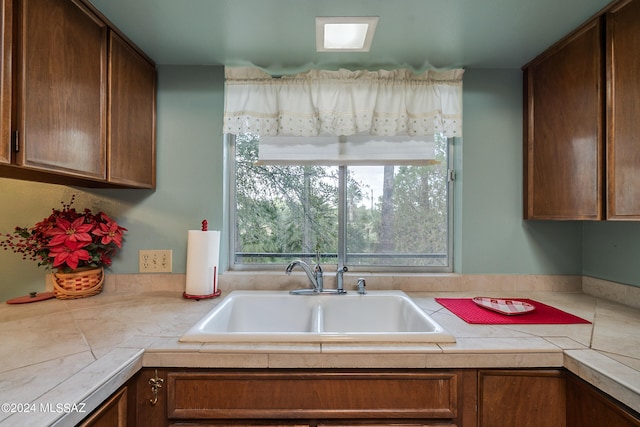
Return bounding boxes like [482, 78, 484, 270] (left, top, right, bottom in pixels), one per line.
[0, 276, 639, 426]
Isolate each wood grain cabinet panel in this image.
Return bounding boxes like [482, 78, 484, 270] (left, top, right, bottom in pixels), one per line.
[606, 0, 640, 219]
[478, 369, 566, 427]
[16, 0, 107, 179]
[0, 0, 10, 165]
[107, 31, 156, 188]
[524, 0, 640, 221]
[78, 386, 128, 427]
[134, 368, 169, 427]
[523, 18, 603, 220]
[167, 370, 459, 420]
[0, 0, 155, 187]
[135, 368, 469, 426]
[566, 372, 640, 427]
[317, 424, 455, 427]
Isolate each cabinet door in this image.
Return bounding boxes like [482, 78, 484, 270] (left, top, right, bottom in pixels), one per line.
[16, 0, 107, 179]
[566, 372, 640, 427]
[136, 368, 168, 427]
[523, 18, 603, 220]
[78, 386, 128, 427]
[606, 0, 640, 219]
[478, 369, 566, 427]
[0, 0, 10, 165]
[108, 31, 156, 188]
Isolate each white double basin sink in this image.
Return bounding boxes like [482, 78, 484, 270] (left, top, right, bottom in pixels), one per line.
[180, 290, 455, 343]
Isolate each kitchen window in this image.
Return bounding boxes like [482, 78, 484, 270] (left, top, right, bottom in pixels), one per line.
[227, 132, 453, 272]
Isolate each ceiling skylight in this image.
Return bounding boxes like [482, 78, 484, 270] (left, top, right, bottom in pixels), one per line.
[316, 17, 379, 52]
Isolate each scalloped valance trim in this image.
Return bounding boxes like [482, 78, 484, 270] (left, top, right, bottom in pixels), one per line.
[224, 67, 463, 138]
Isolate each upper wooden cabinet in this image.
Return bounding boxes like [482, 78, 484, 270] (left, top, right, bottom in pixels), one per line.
[0, 0, 156, 188]
[0, 0, 10, 166]
[523, 18, 604, 220]
[108, 31, 156, 188]
[524, 0, 640, 220]
[606, 0, 640, 220]
[16, 0, 107, 180]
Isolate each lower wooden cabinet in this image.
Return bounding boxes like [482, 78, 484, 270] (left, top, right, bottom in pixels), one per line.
[566, 372, 640, 427]
[78, 385, 128, 427]
[122, 367, 638, 427]
[478, 369, 566, 427]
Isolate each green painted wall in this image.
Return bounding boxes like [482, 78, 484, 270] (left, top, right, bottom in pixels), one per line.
[0, 65, 637, 302]
[583, 221, 640, 286]
[459, 69, 583, 274]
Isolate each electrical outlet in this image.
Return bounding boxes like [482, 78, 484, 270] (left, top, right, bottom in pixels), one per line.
[139, 250, 172, 273]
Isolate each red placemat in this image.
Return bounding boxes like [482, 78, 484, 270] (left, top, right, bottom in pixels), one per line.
[435, 298, 591, 324]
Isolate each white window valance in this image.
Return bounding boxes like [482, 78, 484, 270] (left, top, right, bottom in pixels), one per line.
[224, 67, 463, 138]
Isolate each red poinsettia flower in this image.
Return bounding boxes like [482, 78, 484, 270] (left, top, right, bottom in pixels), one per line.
[33, 215, 57, 234]
[99, 252, 113, 267]
[48, 240, 91, 270]
[93, 214, 127, 248]
[47, 217, 94, 247]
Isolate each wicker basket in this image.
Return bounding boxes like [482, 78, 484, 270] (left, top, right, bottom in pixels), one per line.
[52, 267, 104, 300]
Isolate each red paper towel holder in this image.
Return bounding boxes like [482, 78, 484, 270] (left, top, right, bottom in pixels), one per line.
[183, 220, 222, 300]
[183, 289, 221, 300]
[183, 265, 221, 300]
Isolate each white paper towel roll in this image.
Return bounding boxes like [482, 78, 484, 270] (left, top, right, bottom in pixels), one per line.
[185, 230, 220, 296]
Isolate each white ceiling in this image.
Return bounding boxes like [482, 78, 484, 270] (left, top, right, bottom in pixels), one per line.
[88, 0, 612, 73]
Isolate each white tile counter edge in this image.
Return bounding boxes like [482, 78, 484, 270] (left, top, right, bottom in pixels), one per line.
[564, 349, 640, 413]
[2, 348, 143, 427]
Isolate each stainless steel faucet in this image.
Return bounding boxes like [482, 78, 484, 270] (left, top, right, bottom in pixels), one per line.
[286, 259, 323, 294]
[286, 250, 350, 295]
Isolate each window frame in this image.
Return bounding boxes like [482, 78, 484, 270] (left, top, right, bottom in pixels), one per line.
[225, 133, 454, 273]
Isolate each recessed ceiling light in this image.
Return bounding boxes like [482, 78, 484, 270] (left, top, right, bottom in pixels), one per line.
[316, 17, 379, 52]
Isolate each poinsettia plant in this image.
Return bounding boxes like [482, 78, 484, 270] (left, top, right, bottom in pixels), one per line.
[1, 196, 127, 273]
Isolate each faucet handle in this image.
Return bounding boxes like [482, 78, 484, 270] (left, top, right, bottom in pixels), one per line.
[356, 278, 366, 294]
[313, 249, 324, 273]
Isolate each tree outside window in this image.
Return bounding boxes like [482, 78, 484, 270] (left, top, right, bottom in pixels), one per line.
[230, 133, 452, 271]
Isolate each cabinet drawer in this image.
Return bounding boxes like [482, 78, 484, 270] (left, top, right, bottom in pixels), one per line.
[167, 370, 458, 420]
